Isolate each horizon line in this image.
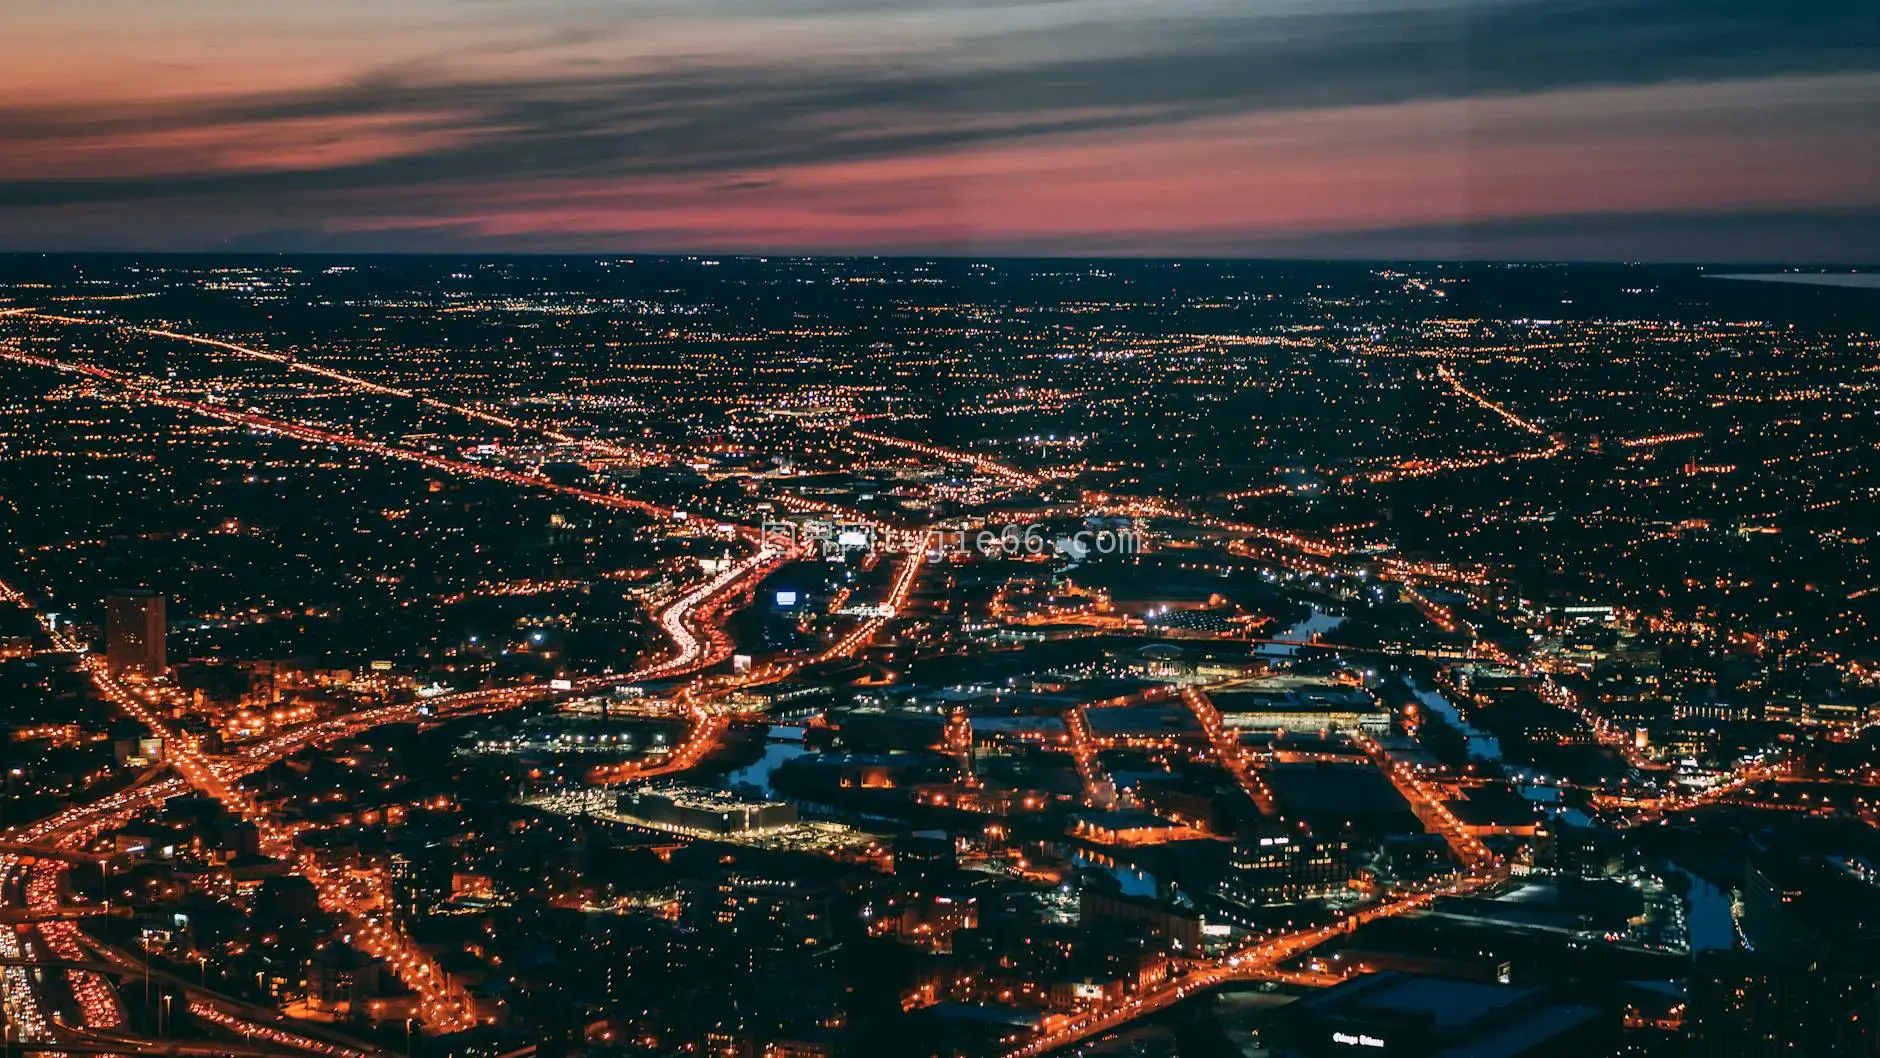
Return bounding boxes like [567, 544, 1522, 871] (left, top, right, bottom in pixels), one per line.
[2, 251, 1878, 270]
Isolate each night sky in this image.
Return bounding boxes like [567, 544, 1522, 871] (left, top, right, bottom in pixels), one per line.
[5, 0, 1879, 259]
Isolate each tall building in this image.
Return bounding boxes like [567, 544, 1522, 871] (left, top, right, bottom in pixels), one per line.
[688, 869, 836, 970]
[388, 841, 451, 923]
[1217, 828, 1351, 911]
[105, 590, 165, 675]
[1684, 951, 1880, 1057]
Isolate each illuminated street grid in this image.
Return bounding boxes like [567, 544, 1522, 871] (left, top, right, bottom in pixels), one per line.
[0, 258, 1874, 1058]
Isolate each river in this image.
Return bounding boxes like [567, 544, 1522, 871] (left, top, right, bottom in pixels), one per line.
[1669, 866, 1737, 952]
[1258, 605, 1345, 658]
[725, 725, 810, 797]
[1410, 680, 1504, 762]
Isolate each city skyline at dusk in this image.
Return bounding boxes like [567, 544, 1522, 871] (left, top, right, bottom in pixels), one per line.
[2, 6, 1879, 1058]
[5, 0, 1880, 259]
[2, 252, 1878, 1057]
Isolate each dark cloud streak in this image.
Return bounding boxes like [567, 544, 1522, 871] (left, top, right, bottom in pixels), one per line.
[1, 0, 1876, 257]
[3, 0, 1876, 208]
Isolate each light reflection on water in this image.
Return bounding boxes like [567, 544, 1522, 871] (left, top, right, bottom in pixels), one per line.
[1411, 680, 1504, 762]
[724, 725, 809, 797]
[1670, 866, 1736, 952]
[1069, 853, 1160, 898]
[1258, 606, 1345, 658]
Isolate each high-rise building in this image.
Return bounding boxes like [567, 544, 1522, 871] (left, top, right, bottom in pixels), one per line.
[1684, 951, 1880, 1057]
[388, 841, 451, 923]
[689, 870, 835, 956]
[1217, 828, 1351, 911]
[105, 590, 165, 675]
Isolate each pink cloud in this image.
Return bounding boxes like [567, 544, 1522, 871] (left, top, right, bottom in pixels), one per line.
[331, 75, 1880, 252]
[0, 112, 486, 182]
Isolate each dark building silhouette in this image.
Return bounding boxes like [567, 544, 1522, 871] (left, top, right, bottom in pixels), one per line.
[1684, 951, 1880, 1057]
[1287, 972, 1606, 1057]
[105, 589, 165, 675]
